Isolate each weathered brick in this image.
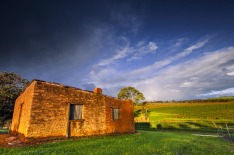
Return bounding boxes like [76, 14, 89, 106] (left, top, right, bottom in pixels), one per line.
[10, 80, 134, 142]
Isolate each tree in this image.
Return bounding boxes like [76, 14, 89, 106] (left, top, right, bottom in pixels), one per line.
[0, 72, 29, 126]
[118, 86, 145, 105]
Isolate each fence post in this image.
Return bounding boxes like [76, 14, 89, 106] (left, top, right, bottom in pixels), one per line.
[225, 123, 231, 139]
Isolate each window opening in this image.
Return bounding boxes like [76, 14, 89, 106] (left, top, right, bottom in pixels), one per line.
[112, 108, 120, 120]
[69, 104, 83, 120]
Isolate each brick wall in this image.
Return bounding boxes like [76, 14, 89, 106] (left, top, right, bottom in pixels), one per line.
[105, 97, 135, 134]
[10, 81, 36, 141]
[10, 80, 135, 142]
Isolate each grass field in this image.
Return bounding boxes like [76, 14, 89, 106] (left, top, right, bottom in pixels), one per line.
[1, 100, 234, 154]
[0, 129, 8, 134]
[1, 131, 234, 155]
[135, 102, 234, 131]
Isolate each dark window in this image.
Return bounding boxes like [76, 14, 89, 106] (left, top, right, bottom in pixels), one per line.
[112, 108, 120, 120]
[69, 104, 83, 120]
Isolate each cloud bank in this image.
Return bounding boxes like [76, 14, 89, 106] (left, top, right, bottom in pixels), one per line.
[1, 1, 234, 101]
[88, 36, 234, 100]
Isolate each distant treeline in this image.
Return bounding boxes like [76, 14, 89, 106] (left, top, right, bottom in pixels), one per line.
[145, 96, 234, 104]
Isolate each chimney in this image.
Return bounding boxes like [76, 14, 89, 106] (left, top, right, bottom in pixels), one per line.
[94, 88, 102, 95]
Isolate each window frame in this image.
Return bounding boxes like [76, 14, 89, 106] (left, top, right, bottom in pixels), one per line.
[69, 104, 83, 120]
[112, 108, 120, 120]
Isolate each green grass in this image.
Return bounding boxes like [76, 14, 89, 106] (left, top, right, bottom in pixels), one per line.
[1, 131, 234, 155]
[136, 102, 234, 131]
[1, 101, 233, 154]
[0, 129, 8, 134]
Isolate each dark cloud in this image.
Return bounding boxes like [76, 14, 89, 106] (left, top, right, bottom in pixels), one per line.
[0, 0, 117, 83]
[0, 0, 139, 79]
[1, 0, 234, 99]
[0, 1, 91, 66]
[1, 0, 233, 71]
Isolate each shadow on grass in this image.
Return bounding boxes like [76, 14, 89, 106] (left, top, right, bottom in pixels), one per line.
[135, 122, 155, 131]
[179, 124, 189, 128]
[135, 122, 220, 133]
[134, 110, 151, 118]
[134, 110, 142, 118]
[186, 122, 209, 128]
[0, 129, 9, 134]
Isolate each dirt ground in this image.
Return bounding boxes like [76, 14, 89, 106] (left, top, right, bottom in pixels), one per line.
[0, 134, 61, 148]
[0, 134, 25, 148]
[0, 134, 80, 148]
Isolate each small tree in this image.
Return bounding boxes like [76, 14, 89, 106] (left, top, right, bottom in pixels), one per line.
[0, 72, 29, 126]
[117, 86, 145, 105]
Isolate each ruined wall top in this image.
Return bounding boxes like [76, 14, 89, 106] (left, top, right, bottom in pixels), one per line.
[93, 88, 102, 95]
[25, 79, 130, 102]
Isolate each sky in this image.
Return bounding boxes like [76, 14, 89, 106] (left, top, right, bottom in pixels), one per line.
[1, 0, 234, 101]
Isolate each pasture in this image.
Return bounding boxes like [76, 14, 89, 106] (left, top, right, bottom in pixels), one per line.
[135, 101, 234, 132]
[1, 99, 234, 154]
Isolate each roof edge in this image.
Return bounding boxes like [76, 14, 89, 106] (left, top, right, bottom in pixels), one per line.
[26, 79, 125, 101]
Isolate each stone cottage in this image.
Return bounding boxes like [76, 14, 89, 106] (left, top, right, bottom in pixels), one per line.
[10, 80, 134, 142]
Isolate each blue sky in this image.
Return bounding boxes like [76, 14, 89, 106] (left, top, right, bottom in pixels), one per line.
[1, 0, 234, 100]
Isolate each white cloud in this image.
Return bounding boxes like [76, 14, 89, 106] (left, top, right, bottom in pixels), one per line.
[225, 65, 234, 76]
[148, 42, 158, 51]
[127, 41, 158, 61]
[97, 44, 133, 66]
[127, 38, 210, 77]
[197, 87, 234, 97]
[96, 39, 158, 65]
[227, 72, 234, 76]
[136, 46, 234, 100]
[175, 38, 209, 58]
[88, 33, 234, 100]
[174, 38, 187, 48]
[180, 81, 193, 87]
